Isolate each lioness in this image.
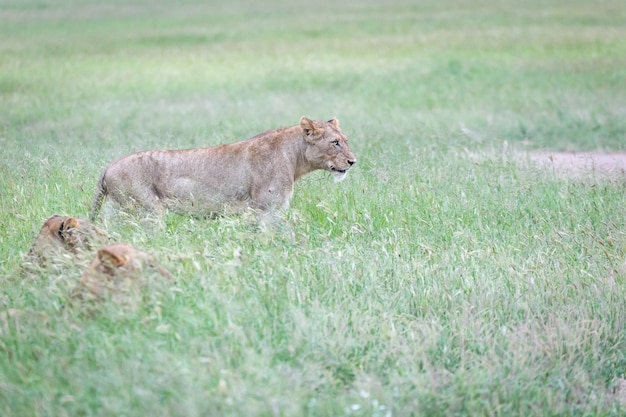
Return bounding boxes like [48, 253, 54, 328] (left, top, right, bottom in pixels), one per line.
[73, 243, 172, 303]
[90, 116, 356, 219]
[25, 215, 109, 269]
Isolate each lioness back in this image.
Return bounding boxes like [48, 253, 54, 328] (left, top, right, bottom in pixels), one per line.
[90, 116, 356, 220]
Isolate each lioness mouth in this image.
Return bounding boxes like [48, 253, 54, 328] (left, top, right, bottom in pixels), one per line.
[329, 164, 348, 173]
[330, 166, 349, 182]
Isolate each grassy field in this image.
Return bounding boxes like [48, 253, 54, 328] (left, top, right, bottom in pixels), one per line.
[2, 0, 626, 415]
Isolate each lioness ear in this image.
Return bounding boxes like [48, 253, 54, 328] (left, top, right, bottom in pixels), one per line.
[328, 118, 340, 128]
[62, 217, 80, 231]
[300, 116, 320, 139]
[98, 248, 126, 268]
[59, 217, 80, 240]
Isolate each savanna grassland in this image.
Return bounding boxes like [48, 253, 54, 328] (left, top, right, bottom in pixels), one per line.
[1, 0, 626, 415]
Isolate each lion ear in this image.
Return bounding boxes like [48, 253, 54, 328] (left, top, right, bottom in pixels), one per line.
[62, 217, 80, 231]
[97, 247, 126, 268]
[59, 217, 80, 240]
[300, 116, 320, 140]
[328, 118, 340, 128]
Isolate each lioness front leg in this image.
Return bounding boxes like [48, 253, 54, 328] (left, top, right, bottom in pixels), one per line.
[251, 182, 293, 220]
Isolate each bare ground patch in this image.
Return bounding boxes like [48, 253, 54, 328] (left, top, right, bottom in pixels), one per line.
[526, 151, 626, 180]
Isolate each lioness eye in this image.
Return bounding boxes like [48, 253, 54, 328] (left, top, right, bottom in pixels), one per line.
[332, 140, 340, 147]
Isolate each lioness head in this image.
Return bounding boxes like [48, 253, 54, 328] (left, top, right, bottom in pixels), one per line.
[25, 215, 109, 269]
[300, 116, 357, 182]
[75, 243, 173, 302]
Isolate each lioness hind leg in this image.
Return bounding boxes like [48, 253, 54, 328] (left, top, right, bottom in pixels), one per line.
[107, 185, 165, 214]
[96, 188, 166, 234]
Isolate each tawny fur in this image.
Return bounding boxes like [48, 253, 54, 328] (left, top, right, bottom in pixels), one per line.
[25, 215, 109, 269]
[73, 243, 172, 303]
[90, 117, 356, 219]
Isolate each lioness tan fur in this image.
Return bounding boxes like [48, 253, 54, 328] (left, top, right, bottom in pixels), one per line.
[90, 116, 356, 219]
[73, 243, 172, 303]
[25, 215, 109, 269]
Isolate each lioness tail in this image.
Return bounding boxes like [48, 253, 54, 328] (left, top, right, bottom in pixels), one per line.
[90, 170, 108, 221]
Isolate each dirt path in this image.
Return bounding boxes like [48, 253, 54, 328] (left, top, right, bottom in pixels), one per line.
[527, 151, 626, 180]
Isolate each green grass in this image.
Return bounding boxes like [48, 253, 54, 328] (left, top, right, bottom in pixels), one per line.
[2, 0, 626, 415]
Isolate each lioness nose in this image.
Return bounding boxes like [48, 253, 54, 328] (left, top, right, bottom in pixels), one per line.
[348, 158, 356, 166]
